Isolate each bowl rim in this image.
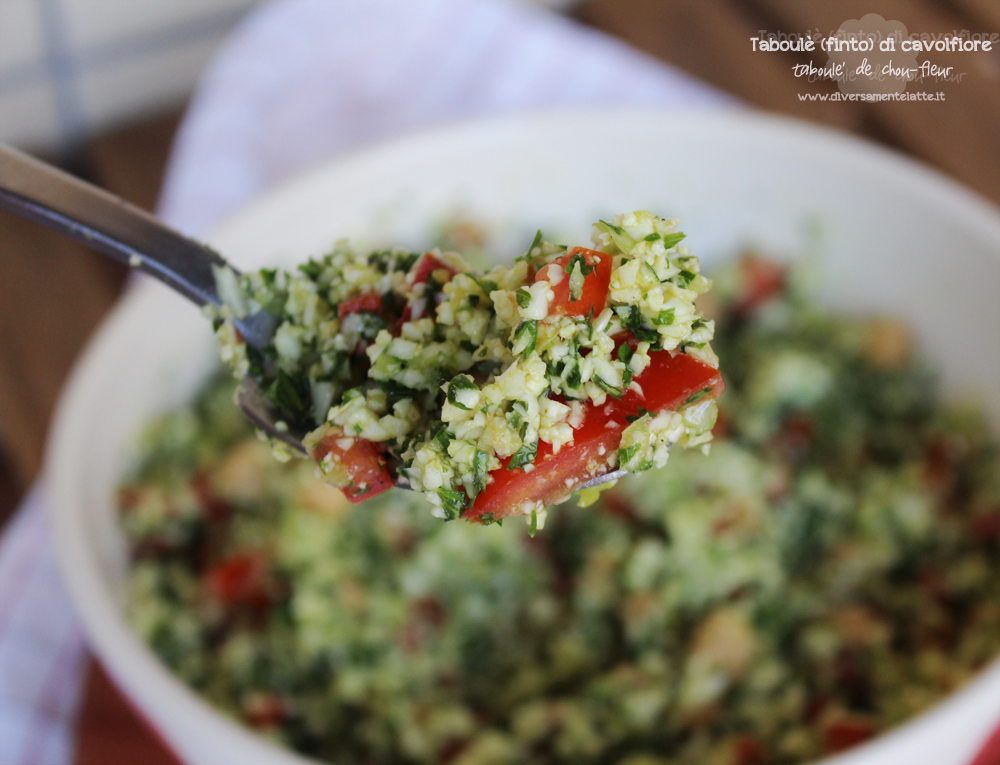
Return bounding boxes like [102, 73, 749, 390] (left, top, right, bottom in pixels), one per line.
[45, 105, 1000, 765]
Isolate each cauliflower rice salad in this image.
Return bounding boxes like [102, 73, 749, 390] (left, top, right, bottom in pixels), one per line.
[122, 254, 1000, 764]
[212, 212, 723, 525]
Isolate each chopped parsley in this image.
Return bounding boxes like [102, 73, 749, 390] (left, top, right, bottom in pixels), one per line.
[447, 375, 479, 410]
[508, 439, 538, 471]
[564, 251, 596, 277]
[471, 449, 490, 499]
[654, 308, 675, 326]
[676, 269, 697, 288]
[513, 320, 538, 358]
[615, 305, 642, 330]
[661, 232, 686, 249]
[437, 488, 469, 520]
[682, 386, 714, 408]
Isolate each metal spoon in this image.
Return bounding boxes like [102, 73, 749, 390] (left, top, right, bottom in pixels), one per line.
[0, 143, 625, 491]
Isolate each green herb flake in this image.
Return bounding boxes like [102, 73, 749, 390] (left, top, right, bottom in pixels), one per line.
[565, 362, 582, 389]
[447, 375, 479, 410]
[266, 370, 309, 419]
[433, 423, 451, 451]
[595, 376, 624, 400]
[513, 320, 538, 358]
[654, 308, 675, 326]
[661, 232, 686, 249]
[614, 305, 642, 330]
[595, 219, 636, 253]
[676, 269, 697, 288]
[472, 450, 490, 498]
[379, 380, 418, 408]
[298, 260, 324, 280]
[508, 439, 538, 471]
[517, 229, 544, 262]
[473, 276, 498, 295]
[516, 288, 532, 309]
[529, 509, 538, 537]
[618, 344, 634, 387]
[563, 252, 595, 277]
[527, 229, 543, 255]
[617, 444, 641, 465]
[564, 252, 596, 302]
[682, 386, 713, 408]
[438, 488, 469, 521]
[632, 326, 659, 343]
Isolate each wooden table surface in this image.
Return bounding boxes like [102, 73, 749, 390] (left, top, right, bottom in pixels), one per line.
[0, 1, 996, 762]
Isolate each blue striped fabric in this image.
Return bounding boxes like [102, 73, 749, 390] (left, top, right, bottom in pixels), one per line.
[0, 0, 257, 148]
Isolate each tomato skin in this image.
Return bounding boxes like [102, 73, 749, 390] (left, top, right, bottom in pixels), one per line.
[737, 255, 785, 314]
[734, 735, 768, 765]
[399, 253, 458, 326]
[466, 422, 622, 523]
[312, 434, 394, 504]
[337, 293, 382, 321]
[244, 693, 286, 729]
[617, 342, 725, 416]
[411, 252, 456, 286]
[465, 350, 724, 522]
[536, 247, 613, 318]
[205, 551, 273, 613]
[822, 717, 877, 754]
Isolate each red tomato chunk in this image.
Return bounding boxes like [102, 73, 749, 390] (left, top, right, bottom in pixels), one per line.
[411, 252, 457, 286]
[466, 350, 724, 523]
[205, 551, 274, 613]
[535, 247, 613, 318]
[312, 434, 393, 504]
[400, 253, 458, 325]
[337, 293, 382, 320]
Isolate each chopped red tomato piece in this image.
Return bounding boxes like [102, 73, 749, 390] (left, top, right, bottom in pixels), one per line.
[468, 415, 623, 524]
[972, 510, 1000, 541]
[399, 253, 458, 325]
[465, 350, 723, 522]
[205, 551, 273, 612]
[737, 255, 785, 314]
[822, 716, 877, 754]
[190, 474, 232, 521]
[536, 246, 613, 318]
[312, 434, 393, 504]
[244, 693, 286, 728]
[337, 293, 382, 321]
[411, 252, 457, 286]
[734, 735, 768, 765]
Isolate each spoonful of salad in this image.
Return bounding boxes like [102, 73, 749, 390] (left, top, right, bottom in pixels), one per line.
[211, 211, 724, 530]
[0, 143, 723, 529]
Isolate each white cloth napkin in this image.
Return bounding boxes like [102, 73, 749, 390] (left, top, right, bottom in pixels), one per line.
[0, 1, 730, 762]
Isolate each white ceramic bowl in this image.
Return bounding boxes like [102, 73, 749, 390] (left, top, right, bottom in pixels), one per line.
[47, 108, 1000, 765]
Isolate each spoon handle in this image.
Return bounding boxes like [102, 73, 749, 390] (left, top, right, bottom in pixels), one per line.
[0, 142, 227, 307]
[0, 143, 276, 348]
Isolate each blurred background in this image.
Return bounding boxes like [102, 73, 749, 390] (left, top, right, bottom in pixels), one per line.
[0, 0, 998, 762]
